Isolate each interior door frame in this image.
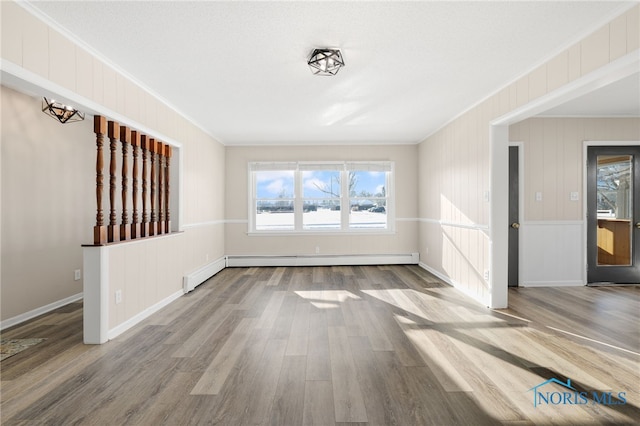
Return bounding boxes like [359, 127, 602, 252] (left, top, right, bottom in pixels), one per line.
[582, 141, 640, 283]
[508, 142, 524, 287]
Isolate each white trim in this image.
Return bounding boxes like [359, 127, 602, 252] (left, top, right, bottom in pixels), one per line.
[521, 280, 584, 288]
[83, 246, 109, 344]
[0, 293, 83, 331]
[523, 220, 585, 226]
[248, 161, 395, 234]
[227, 253, 419, 268]
[0, 59, 183, 150]
[419, 217, 489, 231]
[418, 262, 490, 307]
[492, 54, 640, 128]
[181, 220, 227, 229]
[247, 229, 396, 237]
[489, 125, 510, 308]
[536, 114, 640, 119]
[183, 256, 227, 293]
[396, 217, 419, 222]
[108, 290, 184, 340]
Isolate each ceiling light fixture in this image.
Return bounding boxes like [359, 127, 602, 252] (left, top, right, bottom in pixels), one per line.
[308, 48, 345, 76]
[42, 97, 85, 124]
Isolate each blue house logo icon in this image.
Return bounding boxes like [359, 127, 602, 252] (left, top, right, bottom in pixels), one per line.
[528, 377, 627, 408]
[528, 378, 578, 407]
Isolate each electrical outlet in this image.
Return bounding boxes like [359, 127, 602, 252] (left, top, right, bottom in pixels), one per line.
[570, 191, 579, 201]
[74, 269, 81, 281]
[483, 270, 490, 281]
[535, 192, 543, 201]
[315, 246, 320, 254]
[115, 290, 123, 304]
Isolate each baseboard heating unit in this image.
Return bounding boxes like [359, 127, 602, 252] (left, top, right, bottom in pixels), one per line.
[183, 257, 227, 293]
[226, 253, 419, 268]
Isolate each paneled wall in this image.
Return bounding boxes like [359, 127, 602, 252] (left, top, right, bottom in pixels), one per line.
[418, 5, 639, 304]
[225, 145, 419, 257]
[509, 117, 639, 286]
[510, 117, 640, 221]
[0, 1, 225, 326]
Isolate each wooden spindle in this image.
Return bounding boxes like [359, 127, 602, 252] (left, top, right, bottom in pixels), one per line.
[164, 145, 172, 234]
[141, 135, 149, 237]
[157, 142, 164, 234]
[131, 131, 141, 239]
[119, 126, 131, 240]
[107, 121, 120, 243]
[148, 138, 157, 237]
[93, 116, 107, 245]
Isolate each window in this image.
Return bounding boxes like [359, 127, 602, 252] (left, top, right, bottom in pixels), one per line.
[249, 161, 393, 233]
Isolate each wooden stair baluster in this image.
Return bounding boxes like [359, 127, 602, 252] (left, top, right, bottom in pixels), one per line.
[164, 145, 172, 233]
[141, 135, 149, 237]
[157, 142, 164, 234]
[131, 131, 141, 239]
[148, 138, 157, 237]
[93, 116, 107, 245]
[107, 121, 120, 243]
[119, 126, 131, 241]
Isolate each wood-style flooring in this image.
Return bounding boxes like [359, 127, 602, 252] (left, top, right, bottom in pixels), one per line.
[1, 265, 639, 425]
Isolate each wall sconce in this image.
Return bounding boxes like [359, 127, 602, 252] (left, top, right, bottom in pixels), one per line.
[42, 97, 85, 124]
[308, 48, 345, 76]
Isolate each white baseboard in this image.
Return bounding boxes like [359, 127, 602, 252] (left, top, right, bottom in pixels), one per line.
[0, 293, 83, 330]
[418, 262, 490, 307]
[226, 253, 419, 268]
[521, 280, 584, 287]
[108, 289, 183, 340]
[183, 256, 227, 293]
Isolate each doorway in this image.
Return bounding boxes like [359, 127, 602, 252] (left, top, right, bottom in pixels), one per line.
[587, 145, 640, 283]
[508, 145, 520, 287]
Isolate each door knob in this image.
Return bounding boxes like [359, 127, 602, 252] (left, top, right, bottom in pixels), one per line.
[636, 222, 640, 229]
[511, 222, 520, 229]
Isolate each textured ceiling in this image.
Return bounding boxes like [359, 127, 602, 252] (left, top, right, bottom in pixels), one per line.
[28, 1, 635, 145]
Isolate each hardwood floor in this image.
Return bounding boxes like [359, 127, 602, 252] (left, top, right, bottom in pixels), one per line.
[1, 265, 639, 425]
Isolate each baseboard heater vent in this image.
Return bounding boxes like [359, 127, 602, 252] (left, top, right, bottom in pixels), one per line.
[226, 253, 419, 268]
[183, 257, 227, 293]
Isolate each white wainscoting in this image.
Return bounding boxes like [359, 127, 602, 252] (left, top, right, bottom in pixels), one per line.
[521, 221, 584, 287]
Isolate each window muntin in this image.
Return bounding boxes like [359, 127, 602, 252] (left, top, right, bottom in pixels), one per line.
[249, 161, 393, 233]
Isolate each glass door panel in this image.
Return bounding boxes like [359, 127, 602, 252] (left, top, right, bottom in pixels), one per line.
[596, 155, 632, 266]
[587, 146, 640, 284]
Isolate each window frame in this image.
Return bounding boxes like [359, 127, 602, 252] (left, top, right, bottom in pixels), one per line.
[248, 161, 395, 235]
